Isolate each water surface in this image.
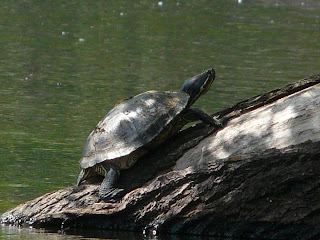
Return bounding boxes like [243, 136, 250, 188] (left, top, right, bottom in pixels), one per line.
[0, 0, 319, 239]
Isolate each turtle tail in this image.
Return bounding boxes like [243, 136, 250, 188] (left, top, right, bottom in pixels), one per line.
[77, 169, 91, 186]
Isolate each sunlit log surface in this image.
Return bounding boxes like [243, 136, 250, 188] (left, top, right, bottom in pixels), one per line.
[1, 74, 320, 240]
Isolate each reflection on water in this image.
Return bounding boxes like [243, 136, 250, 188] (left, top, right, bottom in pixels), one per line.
[0, 224, 231, 240]
[0, 225, 82, 240]
[0, 0, 319, 239]
[1, 224, 142, 240]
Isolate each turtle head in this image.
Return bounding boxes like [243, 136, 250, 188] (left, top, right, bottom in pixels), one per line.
[181, 68, 216, 106]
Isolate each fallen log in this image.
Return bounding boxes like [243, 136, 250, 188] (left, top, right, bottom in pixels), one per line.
[1, 74, 320, 239]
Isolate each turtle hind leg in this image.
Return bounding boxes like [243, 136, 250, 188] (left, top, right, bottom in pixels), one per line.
[99, 164, 125, 202]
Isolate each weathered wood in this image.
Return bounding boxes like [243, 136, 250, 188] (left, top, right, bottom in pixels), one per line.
[174, 76, 320, 170]
[1, 74, 320, 239]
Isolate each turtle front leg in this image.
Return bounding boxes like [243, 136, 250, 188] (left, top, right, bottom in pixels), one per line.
[184, 108, 223, 127]
[99, 164, 125, 202]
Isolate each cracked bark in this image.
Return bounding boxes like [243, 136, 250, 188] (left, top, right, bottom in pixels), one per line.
[1, 74, 320, 239]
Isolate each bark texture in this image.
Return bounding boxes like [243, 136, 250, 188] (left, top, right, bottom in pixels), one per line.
[1, 74, 320, 239]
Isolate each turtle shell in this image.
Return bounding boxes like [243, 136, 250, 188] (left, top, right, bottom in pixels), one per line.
[80, 90, 190, 169]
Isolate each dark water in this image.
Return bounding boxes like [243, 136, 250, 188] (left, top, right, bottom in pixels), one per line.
[0, 0, 319, 239]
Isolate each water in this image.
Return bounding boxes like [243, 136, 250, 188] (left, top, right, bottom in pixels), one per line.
[0, 0, 319, 239]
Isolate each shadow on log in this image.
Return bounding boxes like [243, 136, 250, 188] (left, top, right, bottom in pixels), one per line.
[1, 74, 320, 239]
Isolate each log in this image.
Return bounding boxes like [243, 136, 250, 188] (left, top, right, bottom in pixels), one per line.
[1, 74, 320, 239]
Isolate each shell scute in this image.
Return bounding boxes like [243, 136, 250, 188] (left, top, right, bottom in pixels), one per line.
[80, 90, 189, 169]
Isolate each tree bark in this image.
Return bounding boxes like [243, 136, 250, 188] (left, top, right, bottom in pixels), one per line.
[1, 74, 320, 239]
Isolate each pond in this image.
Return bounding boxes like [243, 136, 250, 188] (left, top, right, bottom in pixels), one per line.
[0, 0, 319, 239]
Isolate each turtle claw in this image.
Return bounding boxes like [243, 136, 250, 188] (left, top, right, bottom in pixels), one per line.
[99, 188, 125, 202]
[215, 117, 225, 128]
[218, 117, 228, 128]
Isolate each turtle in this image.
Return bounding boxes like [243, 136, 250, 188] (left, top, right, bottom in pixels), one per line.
[77, 68, 221, 201]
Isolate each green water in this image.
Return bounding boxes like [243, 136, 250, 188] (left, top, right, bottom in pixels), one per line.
[0, 0, 319, 239]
